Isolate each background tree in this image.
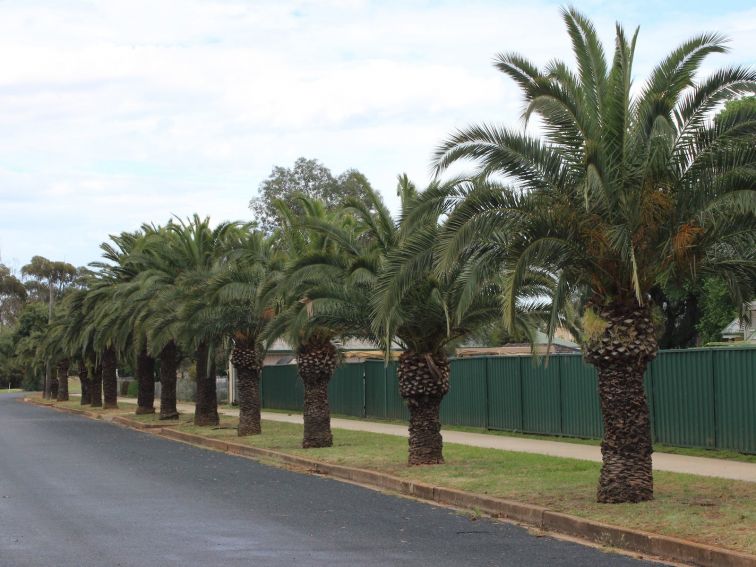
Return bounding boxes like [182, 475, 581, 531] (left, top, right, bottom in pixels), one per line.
[434, 9, 756, 502]
[696, 277, 741, 343]
[250, 157, 374, 232]
[0, 264, 27, 328]
[20, 256, 77, 397]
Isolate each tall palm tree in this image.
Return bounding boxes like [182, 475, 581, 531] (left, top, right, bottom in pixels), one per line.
[434, 8, 756, 502]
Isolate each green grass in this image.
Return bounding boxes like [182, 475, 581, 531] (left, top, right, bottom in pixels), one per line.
[0, 388, 24, 394]
[173, 416, 755, 555]
[53, 398, 138, 414]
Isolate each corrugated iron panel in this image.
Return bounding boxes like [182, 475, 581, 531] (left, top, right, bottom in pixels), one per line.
[441, 358, 487, 427]
[486, 357, 522, 431]
[329, 363, 365, 417]
[261, 364, 302, 411]
[521, 357, 562, 435]
[650, 350, 716, 448]
[364, 360, 387, 419]
[714, 349, 756, 453]
[560, 355, 603, 438]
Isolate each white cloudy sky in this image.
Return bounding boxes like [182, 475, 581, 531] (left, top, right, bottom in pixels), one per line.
[1, 0, 754, 269]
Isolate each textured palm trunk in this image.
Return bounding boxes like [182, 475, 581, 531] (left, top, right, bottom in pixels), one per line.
[136, 348, 156, 415]
[44, 362, 53, 399]
[101, 346, 118, 409]
[78, 361, 91, 405]
[90, 364, 103, 408]
[194, 342, 219, 426]
[398, 351, 450, 465]
[584, 302, 657, 503]
[159, 341, 179, 420]
[297, 341, 337, 448]
[49, 364, 59, 400]
[232, 342, 262, 436]
[56, 359, 70, 402]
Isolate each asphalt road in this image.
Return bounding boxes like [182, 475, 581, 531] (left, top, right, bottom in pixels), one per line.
[0, 394, 661, 566]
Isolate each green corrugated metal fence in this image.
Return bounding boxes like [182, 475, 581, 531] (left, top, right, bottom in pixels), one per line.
[260, 347, 756, 453]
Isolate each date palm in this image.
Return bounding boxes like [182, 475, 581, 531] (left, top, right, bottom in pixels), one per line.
[132, 216, 237, 426]
[372, 176, 500, 464]
[434, 8, 756, 501]
[184, 228, 279, 435]
[264, 197, 361, 448]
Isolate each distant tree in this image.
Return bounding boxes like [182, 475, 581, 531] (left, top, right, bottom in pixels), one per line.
[20, 256, 77, 398]
[716, 95, 756, 127]
[697, 277, 740, 344]
[0, 264, 27, 327]
[250, 158, 374, 232]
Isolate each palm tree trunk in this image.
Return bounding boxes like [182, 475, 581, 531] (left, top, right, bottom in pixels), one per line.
[101, 346, 118, 409]
[43, 361, 52, 399]
[49, 365, 59, 400]
[159, 341, 179, 420]
[584, 302, 657, 503]
[194, 341, 219, 426]
[297, 341, 337, 448]
[232, 342, 262, 436]
[136, 348, 156, 415]
[398, 351, 450, 465]
[56, 359, 70, 402]
[90, 364, 103, 408]
[78, 361, 90, 405]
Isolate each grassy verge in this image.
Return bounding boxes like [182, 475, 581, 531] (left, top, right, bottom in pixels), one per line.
[0, 389, 24, 395]
[259, 408, 756, 464]
[159, 415, 755, 555]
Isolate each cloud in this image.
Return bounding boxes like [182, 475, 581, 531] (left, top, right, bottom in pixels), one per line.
[0, 0, 753, 268]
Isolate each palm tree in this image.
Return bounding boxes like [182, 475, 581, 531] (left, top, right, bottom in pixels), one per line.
[434, 8, 756, 501]
[132, 216, 237, 426]
[372, 176, 500, 464]
[126, 227, 184, 420]
[184, 228, 280, 435]
[264, 197, 360, 448]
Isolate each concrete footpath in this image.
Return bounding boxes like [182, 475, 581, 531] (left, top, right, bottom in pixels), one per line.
[168, 401, 756, 483]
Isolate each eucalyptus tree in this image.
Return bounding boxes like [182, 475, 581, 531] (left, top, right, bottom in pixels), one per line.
[21, 256, 77, 398]
[434, 8, 756, 502]
[370, 177, 500, 465]
[0, 264, 27, 328]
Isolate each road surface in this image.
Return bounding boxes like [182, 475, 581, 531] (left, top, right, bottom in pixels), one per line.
[0, 394, 660, 566]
